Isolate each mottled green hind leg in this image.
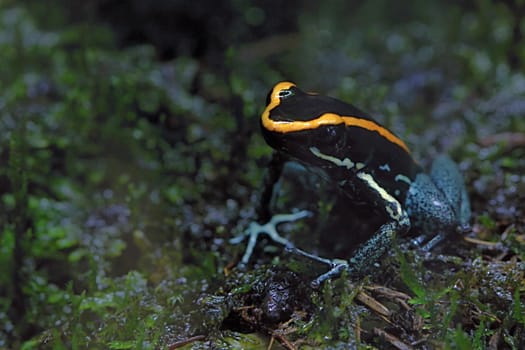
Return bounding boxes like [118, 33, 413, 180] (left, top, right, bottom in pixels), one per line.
[286, 219, 406, 288]
[230, 210, 311, 264]
[459, 186, 471, 229]
[430, 155, 471, 227]
[406, 172, 458, 251]
[406, 155, 471, 251]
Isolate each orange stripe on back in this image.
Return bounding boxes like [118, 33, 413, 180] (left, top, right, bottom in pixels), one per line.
[341, 116, 409, 153]
[263, 112, 409, 153]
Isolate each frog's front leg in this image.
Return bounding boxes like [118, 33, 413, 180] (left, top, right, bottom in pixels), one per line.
[231, 152, 313, 265]
[288, 171, 410, 287]
[256, 152, 288, 222]
[230, 210, 311, 265]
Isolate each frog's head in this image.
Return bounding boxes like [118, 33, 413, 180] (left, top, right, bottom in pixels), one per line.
[260, 82, 411, 169]
[261, 82, 355, 166]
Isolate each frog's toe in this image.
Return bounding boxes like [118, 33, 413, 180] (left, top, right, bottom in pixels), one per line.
[411, 231, 451, 251]
[457, 222, 470, 234]
[233, 211, 310, 265]
[310, 261, 349, 289]
[420, 232, 447, 251]
[410, 234, 427, 247]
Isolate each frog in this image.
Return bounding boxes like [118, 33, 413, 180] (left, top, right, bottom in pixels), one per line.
[232, 81, 471, 287]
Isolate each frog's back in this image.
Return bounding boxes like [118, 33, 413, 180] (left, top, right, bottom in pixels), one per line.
[296, 94, 422, 202]
[262, 82, 422, 202]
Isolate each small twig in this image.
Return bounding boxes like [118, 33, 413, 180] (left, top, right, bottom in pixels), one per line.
[374, 328, 413, 350]
[167, 335, 206, 349]
[365, 285, 412, 300]
[478, 132, 525, 148]
[463, 236, 500, 247]
[272, 333, 297, 350]
[267, 336, 275, 350]
[356, 291, 391, 318]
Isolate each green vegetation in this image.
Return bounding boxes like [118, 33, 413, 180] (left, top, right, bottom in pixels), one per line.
[1, 1, 524, 349]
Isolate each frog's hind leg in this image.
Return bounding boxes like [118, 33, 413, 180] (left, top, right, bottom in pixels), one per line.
[287, 219, 407, 288]
[406, 155, 471, 251]
[429, 155, 471, 227]
[405, 172, 458, 251]
[230, 211, 311, 265]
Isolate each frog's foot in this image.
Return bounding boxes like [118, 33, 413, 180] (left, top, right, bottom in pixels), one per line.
[411, 232, 447, 251]
[230, 210, 311, 265]
[284, 246, 350, 288]
[412, 223, 468, 252]
[311, 262, 349, 288]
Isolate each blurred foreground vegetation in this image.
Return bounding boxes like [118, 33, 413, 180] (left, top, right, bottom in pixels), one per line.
[1, 0, 524, 349]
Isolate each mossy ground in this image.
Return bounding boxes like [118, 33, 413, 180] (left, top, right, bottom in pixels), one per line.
[1, 1, 524, 349]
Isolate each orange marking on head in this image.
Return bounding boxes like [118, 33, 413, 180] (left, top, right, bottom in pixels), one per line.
[261, 81, 296, 130]
[261, 82, 410, 153]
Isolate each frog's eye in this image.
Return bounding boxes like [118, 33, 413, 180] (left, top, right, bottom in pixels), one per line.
[278, 88, 294, 100]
